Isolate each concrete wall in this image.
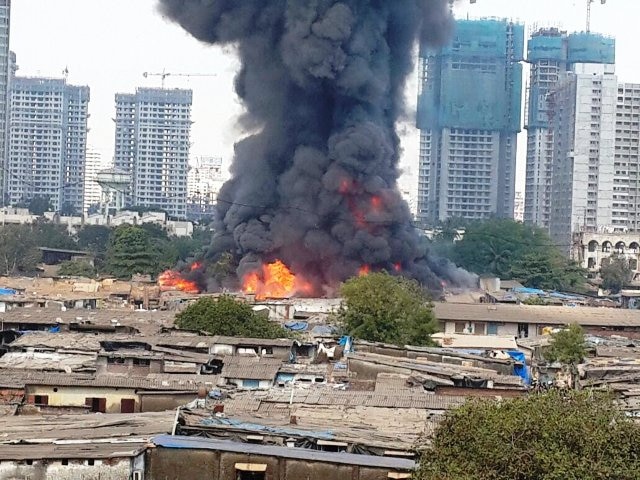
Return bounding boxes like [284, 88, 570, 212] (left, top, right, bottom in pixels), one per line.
[95, 356, 162, 376]
[146, 447, 407, 480]
[0, 458, 132, 480]
[444, 320, 538, 338]
[139, 392, 197, 412]
[25, 386, 139, 414]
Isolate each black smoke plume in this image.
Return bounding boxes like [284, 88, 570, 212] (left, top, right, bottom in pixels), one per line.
[159, 0, 475, 293]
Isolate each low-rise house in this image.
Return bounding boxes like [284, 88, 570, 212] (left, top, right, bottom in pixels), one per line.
[0, 370, 213, 414]
[220, 356, 282, 390]
[210, 336, 293, 360]
[0, 443, 146, 480]
[148, 434, 415, 480]
[434, 302, 640, 339]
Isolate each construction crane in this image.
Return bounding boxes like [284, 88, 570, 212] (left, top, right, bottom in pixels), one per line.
[450, 0, 609, 32]
[586, 0, 607, 33]
[142, 69, 217, 88]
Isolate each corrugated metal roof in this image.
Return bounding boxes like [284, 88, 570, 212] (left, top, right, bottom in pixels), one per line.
[434, 302, 640, 327]
[0, 442, 147, 460]
[221, 356, 281, 381]
[153, 434, 415, 470]
[0, 369, 216, 391]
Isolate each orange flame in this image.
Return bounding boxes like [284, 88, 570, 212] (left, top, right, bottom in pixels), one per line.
[158, 270, 200, 294]
[393, 262, 402, 272]
[242, 260, 310, 299]
[371, 195, 382, 212]
[190, 262, 202, 272]
[359, 265, 371, 277]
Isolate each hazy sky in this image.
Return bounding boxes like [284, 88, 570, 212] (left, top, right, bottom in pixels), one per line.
[9, 0, 639, 197]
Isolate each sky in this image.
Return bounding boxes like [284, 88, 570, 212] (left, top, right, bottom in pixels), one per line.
[9, 0, 640, 200]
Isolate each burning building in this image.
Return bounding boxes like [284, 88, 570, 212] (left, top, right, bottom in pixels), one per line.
[158, 0, 474, 296]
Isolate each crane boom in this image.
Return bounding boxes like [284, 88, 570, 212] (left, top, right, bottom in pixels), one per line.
[142, 70, 217, 88]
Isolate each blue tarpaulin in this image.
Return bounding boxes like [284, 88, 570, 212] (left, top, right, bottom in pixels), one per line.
[338, 336, 353, 353]
[506, 350, 530, 385]
[284, 321, 308, 332]
[513, 287, 546, 295]
[0, 288, 17, 295]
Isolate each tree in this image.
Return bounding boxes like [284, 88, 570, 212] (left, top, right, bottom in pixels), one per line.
[175, 295, 289, 338]
[76, 225, 111, 255]
[453, 219, 585, 291]
[453, 219, 551, 278]
[104, 225, 159, 278]
[416, 390, 640, 480]
[31, 219, 76, 250]
[27, 196, 53, 216]
[59, 201, 78, 217]
[509, 251, 586, 291]
[58, 260, 95, 277]
[600, 254, 633, 294]
[338, 272, 437, 346]
[544, 323, 586, 365]
[0, 224, 40, 275]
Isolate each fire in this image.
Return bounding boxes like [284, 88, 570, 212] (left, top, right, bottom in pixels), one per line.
[158, 270, 200, 294]
[359, 265, 371, 277]
[242, 260, 309, 299]
[190, 262, 202, 272]
[370, 195, 382, 212]
[393, 262, 402, 272]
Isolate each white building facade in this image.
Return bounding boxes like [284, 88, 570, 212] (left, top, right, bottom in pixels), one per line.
[114, 88, 192, 219]
[83, 147, 106, 214]
[0, 1, 10, 202]
[549, 63, 618, 252]
[7, 77, 90, 213]
[186, 156, 224, 219]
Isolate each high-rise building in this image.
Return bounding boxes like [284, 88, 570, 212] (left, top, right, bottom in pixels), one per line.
[83, 147, 106, 214]
[549, 53, 618, 251]
[186, 156, 224, 220]
[7, 77, 90, 213]
[524, 30, 616, 229]
[114, 88, 192, 219]
[617, 83, 640, 233]
[0, 1, 10, 203]
[416, 18, 524, 225]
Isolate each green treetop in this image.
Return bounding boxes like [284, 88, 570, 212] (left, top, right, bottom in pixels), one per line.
[338, 271, 437, 346]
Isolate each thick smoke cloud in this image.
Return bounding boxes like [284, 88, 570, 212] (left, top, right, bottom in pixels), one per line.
[159, 0, 476, 293]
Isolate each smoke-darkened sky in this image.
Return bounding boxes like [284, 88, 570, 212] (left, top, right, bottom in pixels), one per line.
[10, 0, 639, 200]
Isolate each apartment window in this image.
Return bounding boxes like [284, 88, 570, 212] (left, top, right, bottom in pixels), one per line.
[107, 357, 125, 365]
[454, 322, 466, 333]
[132, 358, 150, 366]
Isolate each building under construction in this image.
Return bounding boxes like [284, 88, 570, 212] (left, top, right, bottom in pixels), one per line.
[416, 18, 524, 225]
[524, 29, 615, 230]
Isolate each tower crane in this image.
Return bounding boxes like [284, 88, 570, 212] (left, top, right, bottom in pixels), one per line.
[142, 69, 217, 88]
[586, 0, 607, 33]
[449, 0, 610, 33]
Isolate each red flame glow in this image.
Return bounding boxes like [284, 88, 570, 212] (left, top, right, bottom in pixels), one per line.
[370, 195, 382, 212]
[359, 265, 371, 277]
[158, 270, 200, 294]
[393, 262, 402, 272]
[190, 262, 202, 272]
[242, 260, 311, 300]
